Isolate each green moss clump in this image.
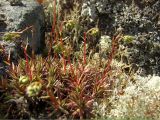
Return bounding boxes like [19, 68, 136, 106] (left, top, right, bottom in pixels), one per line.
[87, 27, 100, 37]
[3, 33, 21, 41]
[65, 20, 76, 30]
[122, 35, 135, 43]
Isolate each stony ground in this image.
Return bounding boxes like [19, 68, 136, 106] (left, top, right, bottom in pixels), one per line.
[81, 0, 160, 75]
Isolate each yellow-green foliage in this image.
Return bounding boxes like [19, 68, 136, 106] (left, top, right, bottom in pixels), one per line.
[122, 35, 134, 43]
[65, 20, 76, 30]
[87, 27, 99, 37]
[53, 42, 64, 54]
[0, 47, 3, 52]
[3, 33, 21, 41]
[19, 76, 29, 85]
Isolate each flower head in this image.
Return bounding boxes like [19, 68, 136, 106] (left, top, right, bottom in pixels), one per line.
[26, 82, 42, 97]
[87, 27, 99, 37]
[19, 76, 29, 84]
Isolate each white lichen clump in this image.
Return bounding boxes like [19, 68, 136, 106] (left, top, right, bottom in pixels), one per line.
[109, 75, 160, 118]
[95, 74, 160, 119]
[99, 35, 111, 52]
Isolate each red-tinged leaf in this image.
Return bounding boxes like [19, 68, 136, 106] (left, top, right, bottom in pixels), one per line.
[37, 0, 44, 4]
[72, 108, 80, 117]
[83, 32, 87, 65]
[24, 45, 32, 81]
[3, 61, 10, 66]
[86, 99, 94, 108]
[47, 88, 59, 110]
[66, 101, 77, 108]
[0, 78, 7, 89]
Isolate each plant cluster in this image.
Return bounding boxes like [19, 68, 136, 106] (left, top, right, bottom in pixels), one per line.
[0, 0, 123, 119]
[0, 0, 159, 119]
[0, 32, 122, 119]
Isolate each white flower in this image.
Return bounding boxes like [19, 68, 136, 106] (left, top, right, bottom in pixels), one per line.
[26, 82, 42, 97]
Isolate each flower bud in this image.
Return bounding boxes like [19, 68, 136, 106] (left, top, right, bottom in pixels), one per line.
[26, 82, 42, 97]
[19, 76, 29, 84]
[123, 35, 134, 43]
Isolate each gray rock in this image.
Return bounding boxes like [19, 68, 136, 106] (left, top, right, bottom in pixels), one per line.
[0, 0, 45, 52]
[81, 0, 160, 75]
[0, 0, 45, 80]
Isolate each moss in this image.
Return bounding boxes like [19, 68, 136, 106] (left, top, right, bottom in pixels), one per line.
[2, 32, 21, 42]
[52, 42, 64, 54]
[122, 35, 135, 43]
[87, 27, 100, 37]
[65, 20, 76, 30]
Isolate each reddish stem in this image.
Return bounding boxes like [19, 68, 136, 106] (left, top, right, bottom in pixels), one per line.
[54, 31, 58, 59]
[48, 0, 57, 57]
[51, 0, 57, 37]
[60, 21, 64, 38]
[102, 35, 121, 82]
[68, 57, 74, 75]
[68, 57, 78, 85]
[24, 46, 32, 81]
[53, 0, 57, 44]
[83, 32, 87, 65]
[96, 35, 121, 87]
[61, 44, 66, 74]
[47, 88, 59, 110]
[59, 21, 66, 73]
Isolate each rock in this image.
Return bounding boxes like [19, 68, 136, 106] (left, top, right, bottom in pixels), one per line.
[0, 13, 7, 32]
[81, 0, 160, 75]
[0, 0, 45, 52]
[9, 0, 23, 6]
[0, 0, 45, 80]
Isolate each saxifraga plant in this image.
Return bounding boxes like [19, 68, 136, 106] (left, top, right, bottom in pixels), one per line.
[0, 0, 123, 119]
[2, 31, 121, 119]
